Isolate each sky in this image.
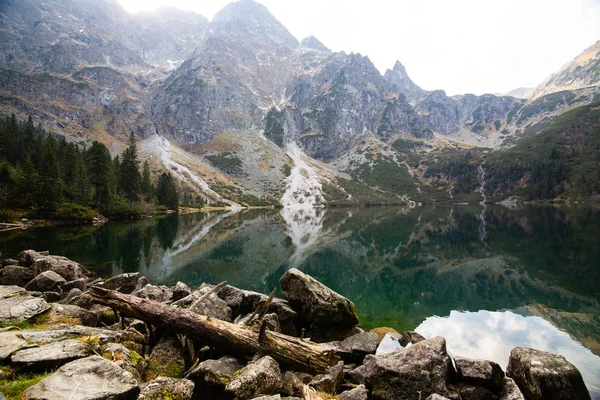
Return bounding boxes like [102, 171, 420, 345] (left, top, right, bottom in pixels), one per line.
[119, 0, 600, 96]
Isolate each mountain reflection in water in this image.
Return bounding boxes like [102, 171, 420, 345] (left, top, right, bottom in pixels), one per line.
[1, 204, 599, 395]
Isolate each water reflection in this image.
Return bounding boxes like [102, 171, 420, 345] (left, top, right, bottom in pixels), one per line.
[1, 204, 600, 394]
[416, 310, 600, 397]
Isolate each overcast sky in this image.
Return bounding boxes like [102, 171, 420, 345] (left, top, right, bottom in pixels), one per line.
[120, 0, 600, 96]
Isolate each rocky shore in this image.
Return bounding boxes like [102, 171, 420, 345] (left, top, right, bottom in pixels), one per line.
[0, 250, 592, 400]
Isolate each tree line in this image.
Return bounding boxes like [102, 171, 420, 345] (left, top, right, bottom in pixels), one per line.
[0, 114, 182, 221]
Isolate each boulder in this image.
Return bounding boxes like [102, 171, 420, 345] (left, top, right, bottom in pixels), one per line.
[280, 371, 309, 397]
[375, 333, 401, 356]
[251, 396, 281, 400]
[309, 361, 344, 394]
[235, 312, 281, 332]
[145, 335, 186, 380]
[11, 339, 93, 369]
[174, 287, 232, 322]
[138, 377, 194, 400]
[59, 288, 84, 305]
[18, 249, 43, 268]
[0, 285, 25, 299]
[455, 356, 504, 392]
[506, 347, 590, 400]
[187, 355, 243, 387]
[61, 278, 86, 292]
[369, 327, 400, 341]
[0, 292, 50, 323]
[399, 330, 426, 346]
[279, 268, 358, 328]
[338, 385, 369, 400]
[24, 270, 66, 292]
[22, 355, 139, 400]
[0, 265, 35, 286]
[18, 325, 144, 346]
[172, 281, 192, 301]
[103, 342, 145, 382]
[498, 377, 525, 400]
[225, 356, 282, 399]
[103, 272, 140, 294]
[335, 332, 379, 363]
[50, 303, 98, 327]
[31, 255, 88, 281]
[359, 336, 456, 400]
[454, 383, 497, 400]
[0, 331, 28, 362]
[42, 291, 61, 303]
[426, 395, 452, 400]
[134, 284, 173, 303]
[1, 258, 19, 266]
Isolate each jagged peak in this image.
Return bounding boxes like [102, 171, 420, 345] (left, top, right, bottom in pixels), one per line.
[300, 36, 330, 53]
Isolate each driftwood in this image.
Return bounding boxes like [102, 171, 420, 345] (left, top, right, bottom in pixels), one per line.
[88, 287, 339, 374]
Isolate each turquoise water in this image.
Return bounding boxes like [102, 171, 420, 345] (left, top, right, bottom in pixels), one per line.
[1, 205, 599, 395]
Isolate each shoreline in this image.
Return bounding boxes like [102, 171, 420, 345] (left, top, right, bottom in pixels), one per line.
[0, 250, 593, 399]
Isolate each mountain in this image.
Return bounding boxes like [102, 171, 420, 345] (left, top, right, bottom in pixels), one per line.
[0, 0, 599, 207]
[526, 40, 600, 99]
[496, 87, 531, 99]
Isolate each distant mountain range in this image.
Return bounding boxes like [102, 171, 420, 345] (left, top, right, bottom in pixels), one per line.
[0, 0, 598, 206]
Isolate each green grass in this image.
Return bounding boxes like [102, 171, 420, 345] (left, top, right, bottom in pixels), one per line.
[0, 367, 49, 399]
[205, 152, 243, 176]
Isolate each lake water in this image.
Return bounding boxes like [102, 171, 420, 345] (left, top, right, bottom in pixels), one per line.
[1, 205, 599, 396]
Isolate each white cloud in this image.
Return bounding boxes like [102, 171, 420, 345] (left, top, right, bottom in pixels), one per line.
[119, 0, 600, 95]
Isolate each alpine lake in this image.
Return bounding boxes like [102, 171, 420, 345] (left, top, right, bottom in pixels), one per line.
[1, 204, 599, 397]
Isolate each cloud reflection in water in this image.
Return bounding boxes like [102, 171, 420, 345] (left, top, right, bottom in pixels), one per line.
[416, 310, 600, 395]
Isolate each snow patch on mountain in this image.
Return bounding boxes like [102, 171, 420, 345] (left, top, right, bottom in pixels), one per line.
[280, 141, 325, 208]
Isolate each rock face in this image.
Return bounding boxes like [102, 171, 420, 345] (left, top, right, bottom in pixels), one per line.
[357, 336, 456, 400]
[22, 355, 139, 400]
[455, 356, 504, 392]
[279, 268, 358, 327]
[11, 339, 93, 369]
[225, 356, 283, 399]
[506, 347, 591, 400]
[384, 60, 427, 103]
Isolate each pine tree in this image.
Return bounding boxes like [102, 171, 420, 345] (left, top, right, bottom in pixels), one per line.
[86, 141, 114, 209]
[119, 131, 140, 209]
[141, 160, 153, 202]
[156, 172, 178, 211]
[38, 134, 62, 211]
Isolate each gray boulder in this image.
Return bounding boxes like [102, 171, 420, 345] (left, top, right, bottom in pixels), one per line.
[103, 272, 140, 294]
[454, 384, 497, 400]
[0, 285, 25, 299]
[103, 343, 146, 382]
[135, 284, 173, 303]
[280, 371, 310, 397]
[172, 281, 192, 301]
[225, 356, 282, 399]
[25, 270, 66, 292]
[498, 377, 525, 400]
[22, 355, 139, 400]
[399, 330, 426, 346]
[425, 395, 452, 400]
[31, 255, 88, 281]
[59, 288, 84, 305]
[61, 278, 86, 292]
[0, 331, 28, 361]
[359, 336, 456, 400]
[338, 385, 369, 400]
[251, 396, 281, 400]
[279, 268, 358, 327]
[42, 291, 61, 303]
[138, 377, 194, 400]
[187, 355, 243, 387]
[507, 347, 590, 400]
[11, 339, 92, 369]
[455, 356, 504, 392]
[0, 265, 35, 286]
[309, 361, 343, 394]
[50, 304, 98, 327]
[235, 312, 281, 332]
[0, 291, 50, 323]
[336, 332, 379, 363]
[180, 287, 232, 322]
[145, 335, 185, 380]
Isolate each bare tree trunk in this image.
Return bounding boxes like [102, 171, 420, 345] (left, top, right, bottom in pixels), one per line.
[89, 287, 339, 374]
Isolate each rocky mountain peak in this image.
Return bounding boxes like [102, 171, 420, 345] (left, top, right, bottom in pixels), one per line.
[300, 36, 330, 53]
[384, 60, 426, 103]
[211, 0, 299, 49]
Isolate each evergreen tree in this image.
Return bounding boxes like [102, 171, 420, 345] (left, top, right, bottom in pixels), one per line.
[38, 134, 62, 211]
[141, 159, 153, 202]
[119, 131, 140, 208]
[156, 172, 178, 211]
[112, 155, 120, 192]
[17, 156, 41, 207]
[86, 141, 114, 209]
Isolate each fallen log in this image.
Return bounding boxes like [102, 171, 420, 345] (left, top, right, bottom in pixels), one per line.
[88, 287, 339, 374]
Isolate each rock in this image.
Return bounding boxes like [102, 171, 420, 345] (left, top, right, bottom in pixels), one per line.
[455, 356, 504, 392]
[89, 304, 120, 325]
[42, 291, 61, 303]
[22, 355, 139, 400]
[369, 327, 400, 341]
[225, 356, 282, 399]
[187, 355, 243, 387]
[172, 281, 192, 301]
[235, 312, 281, 332]
[251, 396, 281, 400]
[1, 258, 18, 266]
[359, 336, 456, 400]
[175, 287, 232, 322]
[280, 371, 307, 397]
[0, 265, 35, 286]
[0, 292, 50, 323]
[425, 395, 452, 400]
[135, 284, 173, 303]
[103, 272, 140, 294]
[0, 331, 28, 361]
[279, 268, 358, 327]
[25, 270, 67, 292]
[138, 377, 194, 400]
[307, 325, 364, 343]
[19, 249, 43, 268]
[375, 333, 401, 356]
[309, 361, 344, 394]
[498, 377, 525, 400]
[31, 255, 88, 281]
[335, 332, 379, 363]
[18, 325, 144, 346]
[399, 330, 426, 346]
[50, 303, 98, 326]
[59, 288, 83, 305]
[61, 278, 86, 292]
[103, 342, 145, 382]
[11, 339, 93, 369]
[338, 385, 369, 400]
[455, 383, 497, 400]
[0, 285, 26, 299]
[506, 347, 590, 400]
[145, 335, 186, 380]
